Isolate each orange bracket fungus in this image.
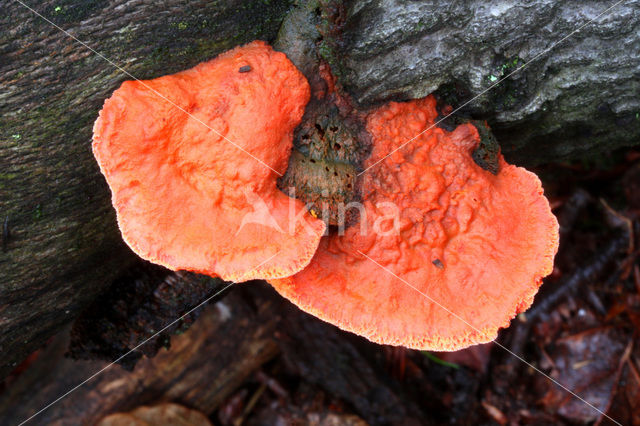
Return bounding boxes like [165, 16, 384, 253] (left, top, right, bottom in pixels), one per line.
[93, 41, 325, 281]
[270, 96, 559, 351]
[94, 40, 559, 351]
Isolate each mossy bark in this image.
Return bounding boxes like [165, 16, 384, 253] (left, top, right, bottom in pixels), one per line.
[0, 0, 292, 380]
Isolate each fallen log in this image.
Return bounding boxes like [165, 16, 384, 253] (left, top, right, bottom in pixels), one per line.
[0, 0, 292, 379]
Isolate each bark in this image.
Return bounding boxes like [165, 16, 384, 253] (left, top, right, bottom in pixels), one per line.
[323, 0, 640, 165]
[67, 263, 227, 370]
[0, 0, 292, 379]
[0, 286, 281, 426]
[276, 299, 429, 425]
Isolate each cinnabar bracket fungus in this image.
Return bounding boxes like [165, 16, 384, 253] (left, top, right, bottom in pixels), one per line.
[270, 96, 559, 351]
[94, 41, 559, 351]
[93, 41, 325, 282]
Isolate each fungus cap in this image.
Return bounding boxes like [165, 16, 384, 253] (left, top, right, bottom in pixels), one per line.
[270, 96, 559, 351]
[93, 41, 325, 281]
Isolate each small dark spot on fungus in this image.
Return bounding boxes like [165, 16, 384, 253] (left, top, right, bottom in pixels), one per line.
[238, 65, 251, 73]
[432, 259, 444, 269]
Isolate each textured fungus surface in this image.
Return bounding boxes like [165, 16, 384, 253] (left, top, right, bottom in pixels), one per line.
[271, 96, 559, 350]
[93, 41, 325, 282]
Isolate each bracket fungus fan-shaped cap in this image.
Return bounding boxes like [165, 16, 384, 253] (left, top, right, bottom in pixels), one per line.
[270, 96, 559, 351]
[93, 41, 325, 281]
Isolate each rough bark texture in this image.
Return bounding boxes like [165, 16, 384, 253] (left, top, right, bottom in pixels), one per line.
[327, 0, 640, 164]
[277, 300, 428, 425]
[67, 263, 227, 370]
[0, 0, 292, 380]
[0, 286, 281, 426]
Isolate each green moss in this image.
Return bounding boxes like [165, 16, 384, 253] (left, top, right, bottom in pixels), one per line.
[486, 56, 524, 85]
[311, 0, 348, 80]
[46, 0, 104, 25]
[33, 204, 43, 220]
[501, 57, 523, 72]
[503, 93, 516, 108]
[482, 56, 529, 111]
[317, 40, 333, 61]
